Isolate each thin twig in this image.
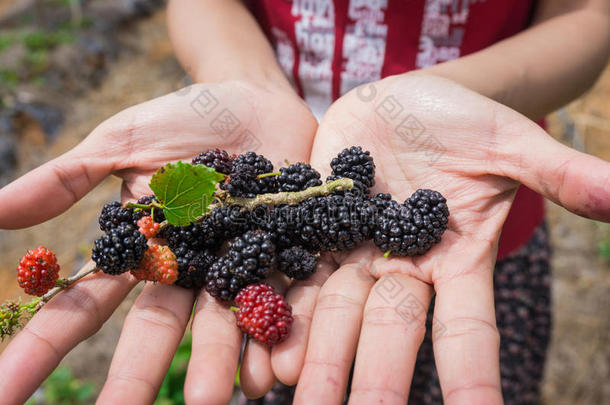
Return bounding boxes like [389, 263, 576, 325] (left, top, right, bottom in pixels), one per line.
[36, 262, 99, 311]
[209, 178, 354, 211]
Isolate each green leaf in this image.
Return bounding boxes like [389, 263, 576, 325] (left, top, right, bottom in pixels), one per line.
[150, 161, 224, 226]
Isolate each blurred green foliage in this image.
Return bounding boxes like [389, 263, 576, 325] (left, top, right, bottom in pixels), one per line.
[0, 69, 18, 89]
[0, 1, 89, 89]
[25, 49, 49, 72]
[598, 238, 610, 262]
[22, 29, 74, 52]
[595, 222, 610, 263]
[0, 35, 15, 52]
[25, 367, 95, 405]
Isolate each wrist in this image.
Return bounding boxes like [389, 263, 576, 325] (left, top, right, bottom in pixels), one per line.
[422, 59, 515, 106]
[191, 62, 295, 95]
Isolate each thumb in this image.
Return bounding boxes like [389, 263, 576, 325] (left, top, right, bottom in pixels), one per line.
[501, 122, 610, 222]
[0, 134, 119, 229]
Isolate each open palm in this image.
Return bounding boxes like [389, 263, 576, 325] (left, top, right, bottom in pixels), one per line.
[270, 73, 610, 405]
[0, 80, 318, 404]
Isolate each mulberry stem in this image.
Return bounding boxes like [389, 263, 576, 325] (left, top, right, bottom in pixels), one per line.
[257, 171, 281, 179]
[213, 177, 354, 211]
[126, 201, 164, 211]
[146, 178, 353, 228]
[126, 203, 152, 210]
[37, 262, 100, 311]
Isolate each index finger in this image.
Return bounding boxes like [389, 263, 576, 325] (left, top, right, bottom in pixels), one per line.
[0, 140, 115, 229]
[0, 266, 136, 404]
[497, 116, 610, 222]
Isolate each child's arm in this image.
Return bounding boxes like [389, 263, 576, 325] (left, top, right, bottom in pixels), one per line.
[425, 0, 609, 120]
[167, 0, 291, 90]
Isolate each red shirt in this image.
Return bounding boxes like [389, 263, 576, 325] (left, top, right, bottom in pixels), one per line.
[248, 0, 545, 259]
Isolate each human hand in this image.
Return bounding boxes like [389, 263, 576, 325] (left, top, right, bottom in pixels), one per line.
[270, 73, 610, 404]
[0, 80, 317, 404]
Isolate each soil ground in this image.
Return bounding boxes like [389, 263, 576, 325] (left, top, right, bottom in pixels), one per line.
[1, 7, 609, 404]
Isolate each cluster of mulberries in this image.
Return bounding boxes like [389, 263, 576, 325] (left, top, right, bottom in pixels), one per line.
[297, 193, 378, 252]
[88, 146, 449, 345]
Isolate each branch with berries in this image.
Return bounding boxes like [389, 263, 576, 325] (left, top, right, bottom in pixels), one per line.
[2, 147, 450, 344]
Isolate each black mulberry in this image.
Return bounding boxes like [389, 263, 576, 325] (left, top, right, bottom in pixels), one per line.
[373, 189, 449, 256]
[92, 223, 148, 274]
[192, 148, 234, 174]
[278, 246, 318, 280]
[205, 230, 276, 301]
[277, 163, 322, 192]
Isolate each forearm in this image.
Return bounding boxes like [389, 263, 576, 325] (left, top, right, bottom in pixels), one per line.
[425, 3, 610, 120]
[167, 0, 290, 89]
